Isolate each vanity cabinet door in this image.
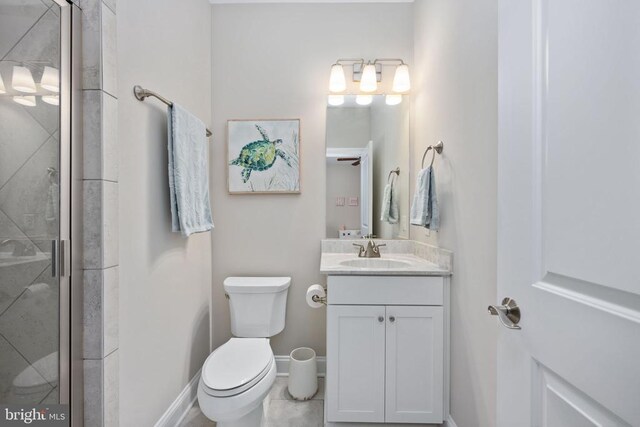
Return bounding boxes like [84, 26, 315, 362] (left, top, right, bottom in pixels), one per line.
[385, 305, 444, 423]
[327, 305, 386, 423]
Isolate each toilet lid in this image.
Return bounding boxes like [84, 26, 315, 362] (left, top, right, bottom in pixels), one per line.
[202, 338, 273, 395]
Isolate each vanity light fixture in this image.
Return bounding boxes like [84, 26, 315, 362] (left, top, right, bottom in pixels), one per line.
[329, 64, 346, 93]
[385, 94, 402, 106]
[392, 63, 411, 92]
[327, 58, 410, 102]
[356, 94, 373, 106]
[12, 66, 37, 93]
[328, 94, 345, 106]
[42, 95, 59, 106]
[360, 62, 378, 93]
[40, 66, 59, 92]
[0, 74, 5, 94]
[13, 95, 36, 107]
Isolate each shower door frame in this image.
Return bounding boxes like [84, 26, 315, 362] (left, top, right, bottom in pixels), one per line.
[55, 0, 84, 424]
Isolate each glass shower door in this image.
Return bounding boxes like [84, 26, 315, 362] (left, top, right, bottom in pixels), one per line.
[0, 0, 62, 405]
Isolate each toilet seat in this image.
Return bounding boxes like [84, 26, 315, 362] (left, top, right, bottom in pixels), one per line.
[201, 338, 273, 398]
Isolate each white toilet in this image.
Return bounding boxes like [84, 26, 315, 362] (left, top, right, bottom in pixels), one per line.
[198, 277, 291, 427]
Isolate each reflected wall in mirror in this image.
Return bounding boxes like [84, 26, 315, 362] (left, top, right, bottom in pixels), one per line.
[325, 95, 410, 240]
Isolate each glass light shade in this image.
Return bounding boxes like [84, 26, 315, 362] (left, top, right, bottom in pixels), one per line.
[360, 63, 377, 93]
[355, 94, 373, 106]
[385, 94, 402, 106]
[0, 74, 5, 94]
[329, 64, 346, 93]
[392, 64, 411, 93]
[12, 66, 36, 93]
[40, 66, 59, 92]
[328, 94, 344, 106]
[42, 95, 59, 106]
[13, 95, 36, 107]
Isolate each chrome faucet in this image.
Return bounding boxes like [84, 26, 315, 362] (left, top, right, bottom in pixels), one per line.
[0, 239, 35, 257]
[353, 235, 386, 258]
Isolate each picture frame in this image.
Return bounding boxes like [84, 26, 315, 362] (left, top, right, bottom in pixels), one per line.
[227, 119, 301, 194]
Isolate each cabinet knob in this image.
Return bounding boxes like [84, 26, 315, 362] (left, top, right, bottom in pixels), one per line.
[378, 316, 384, 323]
[389, 316, 395, 323]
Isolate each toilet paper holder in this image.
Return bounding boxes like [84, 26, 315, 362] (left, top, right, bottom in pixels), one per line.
[311, 294, 327, 306]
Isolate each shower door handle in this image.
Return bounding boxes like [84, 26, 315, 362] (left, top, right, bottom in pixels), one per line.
[51, 240, 58, 277]
[59, 240, 70, 277]
[51, 239, 70, 278]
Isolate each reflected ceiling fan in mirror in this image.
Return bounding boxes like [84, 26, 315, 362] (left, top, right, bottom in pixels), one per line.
[337, 157, 361, 166]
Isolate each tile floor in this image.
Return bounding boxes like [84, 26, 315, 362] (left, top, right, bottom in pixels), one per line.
[179, 377, 325, 427]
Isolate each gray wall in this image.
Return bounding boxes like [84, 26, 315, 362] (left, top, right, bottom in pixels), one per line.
[117, 0, 212, 425]
[412, 1, 498, 426]
[211, 3, 413, 356]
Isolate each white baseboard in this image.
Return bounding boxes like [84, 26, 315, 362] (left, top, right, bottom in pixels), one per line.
[155, 369, 201, 427]
[445, 415, 458, 427]
[275, 355, 326, 377]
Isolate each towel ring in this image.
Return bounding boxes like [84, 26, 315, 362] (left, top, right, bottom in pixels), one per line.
[421, 141, 444, 168]
[387, 167, 400, 184]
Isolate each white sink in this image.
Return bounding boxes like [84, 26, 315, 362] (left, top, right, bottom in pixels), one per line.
[339, 258, 413, 269]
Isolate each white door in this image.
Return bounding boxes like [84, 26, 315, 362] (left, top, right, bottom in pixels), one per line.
[326, 305, 386, 423]
[360, 141, 373, 236]
[497, 1, 640, 426]
[385, 306, 444, 424]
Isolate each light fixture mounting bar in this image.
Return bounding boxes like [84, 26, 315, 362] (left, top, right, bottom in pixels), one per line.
[373, 58, 406, 66]
[353, 62, 382, 83]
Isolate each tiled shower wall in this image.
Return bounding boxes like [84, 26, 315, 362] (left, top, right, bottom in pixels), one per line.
[0, 1, 62, 405]
[80, 0, 119, 425]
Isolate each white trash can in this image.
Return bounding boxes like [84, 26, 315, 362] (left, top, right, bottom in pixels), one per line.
[288, 347, 318, 400]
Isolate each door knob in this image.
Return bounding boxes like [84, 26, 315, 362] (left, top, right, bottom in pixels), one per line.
[378, 316, 384, 323]
[488, 297, 521, 330]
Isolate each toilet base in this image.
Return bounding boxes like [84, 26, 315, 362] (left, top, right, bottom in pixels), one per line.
[216, 401, 264, 427]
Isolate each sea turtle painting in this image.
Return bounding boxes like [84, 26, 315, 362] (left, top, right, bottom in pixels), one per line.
[229, 125, 292, 183]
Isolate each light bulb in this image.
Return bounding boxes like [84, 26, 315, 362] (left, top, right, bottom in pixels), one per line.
[12, 66, 36, 93]
[328, 95, 344, 106]
[41, 66, 59, 92]
[329, 64, 346, 93]
[356, 94, 372, 106]
[42, 95, 59, 106]
[13, 95, 36, 107]
[360, 63, 377, 93]
[392, 64, 411, 93]
[0, 73, 5, 94]
[385, 94, 402, 106]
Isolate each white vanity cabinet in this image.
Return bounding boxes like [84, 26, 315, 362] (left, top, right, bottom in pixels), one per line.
[326, 275, 449, 425]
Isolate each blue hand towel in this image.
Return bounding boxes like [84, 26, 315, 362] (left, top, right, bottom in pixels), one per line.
[167, 103, 214, 237]
[381, 182, 399, 224]
[410, 166, 439, 230]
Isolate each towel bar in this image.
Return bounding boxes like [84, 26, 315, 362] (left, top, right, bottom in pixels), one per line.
[387, 167, 400, 183]
[421, 141, 444, 168]
[133, 85, 212, 138]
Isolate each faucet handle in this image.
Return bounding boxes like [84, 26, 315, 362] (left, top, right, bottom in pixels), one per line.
[373, 243, 386, 254]
[352, 243, 365, 257]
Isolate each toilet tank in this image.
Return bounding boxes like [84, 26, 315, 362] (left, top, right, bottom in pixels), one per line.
[224, 277, 291, 338]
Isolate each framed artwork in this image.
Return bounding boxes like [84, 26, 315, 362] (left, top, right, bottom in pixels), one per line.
[227, 119, 301, 194]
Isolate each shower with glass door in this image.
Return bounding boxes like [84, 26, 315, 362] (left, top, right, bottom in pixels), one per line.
[0, 0, 81, 422]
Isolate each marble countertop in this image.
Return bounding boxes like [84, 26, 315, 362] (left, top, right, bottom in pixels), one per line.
[320, 239, 452, 276]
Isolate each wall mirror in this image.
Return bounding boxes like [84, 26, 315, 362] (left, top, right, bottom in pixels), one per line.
[325, 95, 410, 240]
